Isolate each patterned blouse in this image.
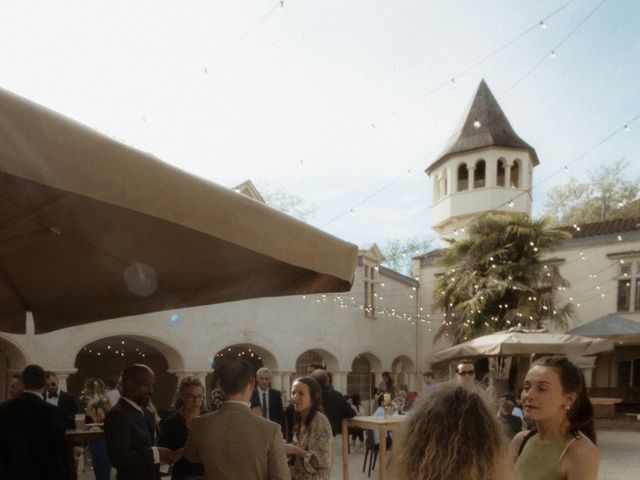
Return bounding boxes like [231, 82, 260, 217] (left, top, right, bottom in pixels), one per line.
[290, 411, 333, 480]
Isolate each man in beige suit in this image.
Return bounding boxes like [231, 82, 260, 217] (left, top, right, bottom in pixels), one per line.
[184, 358, 290, 480]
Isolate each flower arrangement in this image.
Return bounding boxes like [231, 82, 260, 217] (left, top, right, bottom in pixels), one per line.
[80, 378, 111, 423]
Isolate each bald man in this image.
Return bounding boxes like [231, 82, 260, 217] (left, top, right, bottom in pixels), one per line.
[104, 364, 176, 480]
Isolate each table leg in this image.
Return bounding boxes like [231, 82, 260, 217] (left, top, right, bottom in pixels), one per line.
[379, 427, 387, 480]
[342, 419, 349, 480]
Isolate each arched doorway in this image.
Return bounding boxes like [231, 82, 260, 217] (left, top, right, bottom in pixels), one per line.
[207, 343, 277, 393]
[71, 335, 179, 414]
[391, 355, 416, 391]
[347, 355, 375, 413]
[0, 335, 28, 401]
[295, 350, 325, 377]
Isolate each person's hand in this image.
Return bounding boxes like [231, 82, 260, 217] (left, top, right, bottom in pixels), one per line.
[284, 444, 306, 457]
[174, 447, 185, 461]
[157, 447, 176, 464]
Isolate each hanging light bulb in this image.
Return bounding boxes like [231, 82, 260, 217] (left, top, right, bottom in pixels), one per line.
[624, 125, 630, 132]
[539, 21, 548, 30]
[508, 200, 515, 208]
[451, 78, 457, 89]
[473, 118, 481, 128]
[549, 50, 557, 59]
[349, 208, 356, 217]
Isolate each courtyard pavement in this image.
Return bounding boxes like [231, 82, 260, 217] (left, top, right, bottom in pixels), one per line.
[79, 428, 640, 480]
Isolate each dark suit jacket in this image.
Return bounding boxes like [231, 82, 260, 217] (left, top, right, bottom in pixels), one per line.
[104, 398, 159, 480]
[321, 385, 355, 436]
[54, 390, 78, 431]
[0, 391, 70, 480]
[250, 387, 284, 426]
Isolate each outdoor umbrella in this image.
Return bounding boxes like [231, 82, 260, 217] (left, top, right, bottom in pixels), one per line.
[0, 87, 358, 334]
[430, 326, 614, 363]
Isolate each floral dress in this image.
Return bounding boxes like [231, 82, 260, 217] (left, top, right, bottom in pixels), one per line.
[290, 411, 333, 480]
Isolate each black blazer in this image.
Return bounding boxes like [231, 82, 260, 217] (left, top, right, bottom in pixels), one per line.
[54, 390, 78, 431]
[0, 392, 70, 480]
[104, 398, 159, 480]
[250, 387, 284, 426]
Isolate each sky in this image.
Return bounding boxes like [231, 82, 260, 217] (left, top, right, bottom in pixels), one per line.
[2, 0, 639, 251]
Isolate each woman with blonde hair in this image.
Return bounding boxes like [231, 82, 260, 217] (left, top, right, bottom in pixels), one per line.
[159, 376, 205, 480]
[392, 382, 511, 480]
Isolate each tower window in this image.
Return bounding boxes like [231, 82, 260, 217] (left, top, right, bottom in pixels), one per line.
[457, 164, 469, 191]
[474, 160, 486, 188]
[510, 161, 520, 188]
[497, 159, 506, 187]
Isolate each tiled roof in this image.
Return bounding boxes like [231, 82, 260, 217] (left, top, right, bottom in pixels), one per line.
[426, 79, 538, 174]
[558, 217, 640, 239]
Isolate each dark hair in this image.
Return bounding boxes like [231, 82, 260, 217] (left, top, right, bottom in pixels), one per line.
[22, 365, 46, 390]
[292, 376, 323, 429]
[423, 371, 433, 377]
[44, 370, 57, 379]
[308, 362, 324, 371]
[381, 371, 394, 389]
[456, 359, 474, 373]
[533, 356, 596, 444]
[351, 393, 361, 407]
[217, 358, 254, 396]
[11, 373, 23, 381]
[310, 368, 329, 387]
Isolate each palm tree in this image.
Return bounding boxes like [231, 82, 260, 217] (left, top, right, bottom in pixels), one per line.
[435, 213, 574, 344]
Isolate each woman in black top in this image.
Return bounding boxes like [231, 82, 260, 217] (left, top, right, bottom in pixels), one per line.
[159, 377, 206, 480]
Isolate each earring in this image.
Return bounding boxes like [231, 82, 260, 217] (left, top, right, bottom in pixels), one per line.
[564, 405, 570, 411]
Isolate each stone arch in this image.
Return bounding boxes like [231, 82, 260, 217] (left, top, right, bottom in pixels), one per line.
[457, 163, 469, 191]
[474, 159, 486, 188]
[510, 159, 521, 188]
[391, 355, 416, 391]
[0, 335, 29, 400]
[346, 351, 383, 405]
[497, 158, 506, 187]
[71, 334, 185, 411]
[213, 343, 278, 372]
[293, 348, 339, 377]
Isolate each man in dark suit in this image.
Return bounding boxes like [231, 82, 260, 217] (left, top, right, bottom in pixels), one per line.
[104, 364, 176, 480]
[250, 367, 284, 426]
[0, 364, 70, 479]
[45, 371, 79, 431]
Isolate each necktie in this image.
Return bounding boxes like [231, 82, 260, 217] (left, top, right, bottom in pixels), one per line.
[262, 391, 268, 418]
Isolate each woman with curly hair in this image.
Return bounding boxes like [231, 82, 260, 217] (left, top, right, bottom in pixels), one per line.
[512, 356, 599, 480]
[284, 376, 332, 480]
[159, 376, 205, 480]
[391, 382, 511, 480]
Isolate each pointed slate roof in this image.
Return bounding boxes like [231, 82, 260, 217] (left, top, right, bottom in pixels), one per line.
[426, 79, 538, 174]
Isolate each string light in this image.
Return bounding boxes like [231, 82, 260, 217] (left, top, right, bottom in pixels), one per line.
[473, 118, 482, 128]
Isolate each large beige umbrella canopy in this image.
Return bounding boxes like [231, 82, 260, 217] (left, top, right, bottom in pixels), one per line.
[0, 87, 358, 334]
[430, 327, 614, 363]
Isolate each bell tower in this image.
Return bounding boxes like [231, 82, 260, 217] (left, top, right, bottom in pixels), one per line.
[426, 79, 538, 237]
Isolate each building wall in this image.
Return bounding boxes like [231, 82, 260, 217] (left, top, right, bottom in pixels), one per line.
[0, 260, 419, 406]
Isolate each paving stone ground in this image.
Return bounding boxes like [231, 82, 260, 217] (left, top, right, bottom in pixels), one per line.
[78, 428, 640, 479]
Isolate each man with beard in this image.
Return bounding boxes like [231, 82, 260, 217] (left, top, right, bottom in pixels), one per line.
[104, 364, 177, 480]
[45, 371, 78, 431]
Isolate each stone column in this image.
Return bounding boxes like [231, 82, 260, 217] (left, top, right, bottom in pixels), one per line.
[332, 371, 349, 394]
[505, 160, 512, 188]
[280, 372, 293, 402]
[468, 166, 476, 190]
[446, 166, 455, 195]
[53, 370, 77, 391]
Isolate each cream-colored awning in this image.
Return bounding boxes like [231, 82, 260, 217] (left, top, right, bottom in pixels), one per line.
[431, 327, 614, 363]
[0, 87, 357, 333]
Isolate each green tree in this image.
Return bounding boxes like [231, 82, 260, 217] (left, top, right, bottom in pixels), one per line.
[381, 236, 434, 276]
[262, 186, 317, 222]
[544, 159, 640, 226]
[435, 213, 574, 344]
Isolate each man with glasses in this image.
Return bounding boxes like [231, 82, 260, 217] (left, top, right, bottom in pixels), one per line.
[45, 371, 78, 431]
[455, 360, 477, 383]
